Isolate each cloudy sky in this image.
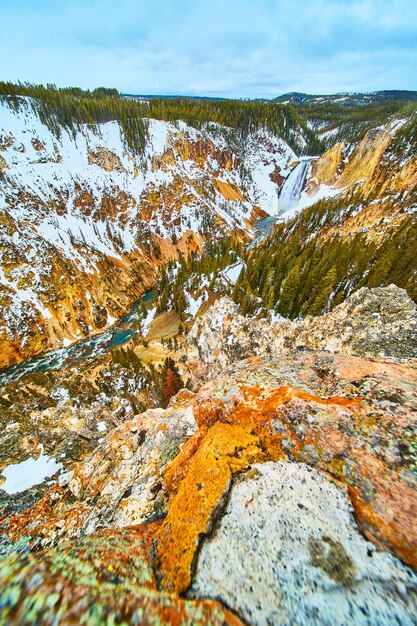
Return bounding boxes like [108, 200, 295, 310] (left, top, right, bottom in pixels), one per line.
[1, 0, 416, 98]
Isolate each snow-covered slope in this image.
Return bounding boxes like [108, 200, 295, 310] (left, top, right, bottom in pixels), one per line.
[298, 114, 417, 227]
[0, 97, 296, 367]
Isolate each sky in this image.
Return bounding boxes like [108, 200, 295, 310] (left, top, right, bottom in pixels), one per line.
[1, 0, 416, 98]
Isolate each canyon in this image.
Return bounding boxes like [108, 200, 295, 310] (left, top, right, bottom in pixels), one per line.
[0, 96, 301, 368]
[0, 86, 416, 625]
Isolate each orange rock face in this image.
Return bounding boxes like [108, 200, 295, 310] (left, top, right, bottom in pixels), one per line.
[156, 422, 267, 593]
[189, 354, 417, 570]
[306, 141, 345, 194]
[304, 118, 417, 245]
[214, 179, 247, 202]
[154, 381, 365, 593]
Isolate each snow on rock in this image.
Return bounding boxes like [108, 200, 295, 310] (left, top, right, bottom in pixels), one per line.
[142, 307, 157, 336]
[1, 445, 63, 494]
[186, 293, 205, 318]
[1, 397, 199, 543]
[240, 128, 297, 215]
[222, 262, 243, 285]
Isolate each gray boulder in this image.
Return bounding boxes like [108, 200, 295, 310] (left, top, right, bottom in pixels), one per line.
[190, 462, 417, 626]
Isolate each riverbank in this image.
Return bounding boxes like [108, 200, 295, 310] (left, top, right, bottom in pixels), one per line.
[0, 290, 155, 388]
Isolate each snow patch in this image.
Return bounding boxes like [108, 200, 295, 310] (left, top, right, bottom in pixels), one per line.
[1, 445, 63, 494]
[223, 262, 243, 285]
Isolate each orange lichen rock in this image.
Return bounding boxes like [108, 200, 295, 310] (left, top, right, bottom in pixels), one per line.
[155, 382, 363, 593]
[156, 422, 266, 593]
[164, 426, 209, 497]
[186, 353, 417, 569]
[0, 524, 244, 626]
[193, 384, 361, 436]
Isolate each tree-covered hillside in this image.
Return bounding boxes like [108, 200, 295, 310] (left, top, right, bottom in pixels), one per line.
[0, 81, 321, 155]
[3, 81, 415, 158]
[233, 198, 416, 319]
[0, 82, 149, 155]
[151, 188, 417, 323]
[297, 99, 417, 148]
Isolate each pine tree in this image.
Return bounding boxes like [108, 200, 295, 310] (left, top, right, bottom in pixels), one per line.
[160, 357, 183, 407]
[277, 263, 301, 318]
[308, 266, 338, 316]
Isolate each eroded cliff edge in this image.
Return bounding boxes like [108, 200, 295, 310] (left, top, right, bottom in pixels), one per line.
[0, 285, 416, 625]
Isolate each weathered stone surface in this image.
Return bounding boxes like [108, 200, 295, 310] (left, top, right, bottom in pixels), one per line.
[0, 400, 119, 471]
[3, 348, 416, 575]
[187, 296, 253, 380]
[1, 286, 416, 622]
[0, 524, 243, 625]
[187, 286, 417, 382]
[269, 284, 417, 359]
[2, 394, 198, 551]
[190, 352, 417, 568]
[191, 462, 417, 626]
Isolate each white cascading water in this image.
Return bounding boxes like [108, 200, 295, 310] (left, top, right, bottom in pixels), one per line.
[278, 158, 314, 214]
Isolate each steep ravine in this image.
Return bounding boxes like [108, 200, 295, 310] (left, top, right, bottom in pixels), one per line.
[1, 86, 417, 626]
[0, 97, 297, 368]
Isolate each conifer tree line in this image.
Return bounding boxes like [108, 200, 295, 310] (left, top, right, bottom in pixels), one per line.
[0, 82, 149, 155]
[149, 188, 416, 323]
[0, 81, 321, 155]
[232, 198, 417, 319]
[155, 237, 244, 319]
[295, 99, 417, 148]
[1, 81, 415, 157]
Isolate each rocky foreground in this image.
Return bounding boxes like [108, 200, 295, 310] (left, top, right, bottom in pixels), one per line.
[0, 285, 416, 625]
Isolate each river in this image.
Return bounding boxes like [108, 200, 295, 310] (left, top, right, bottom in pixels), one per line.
[0, 290, 154, 388]
[0, 159, 314, 387]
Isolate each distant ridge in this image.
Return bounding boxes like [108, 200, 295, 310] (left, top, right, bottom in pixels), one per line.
[122, 93, 227, 102]
[273, 90, 417, 105]
[122, 90, 417, 105]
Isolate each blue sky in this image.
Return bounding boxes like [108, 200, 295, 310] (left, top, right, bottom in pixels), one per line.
[1, 0, 416, 97]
